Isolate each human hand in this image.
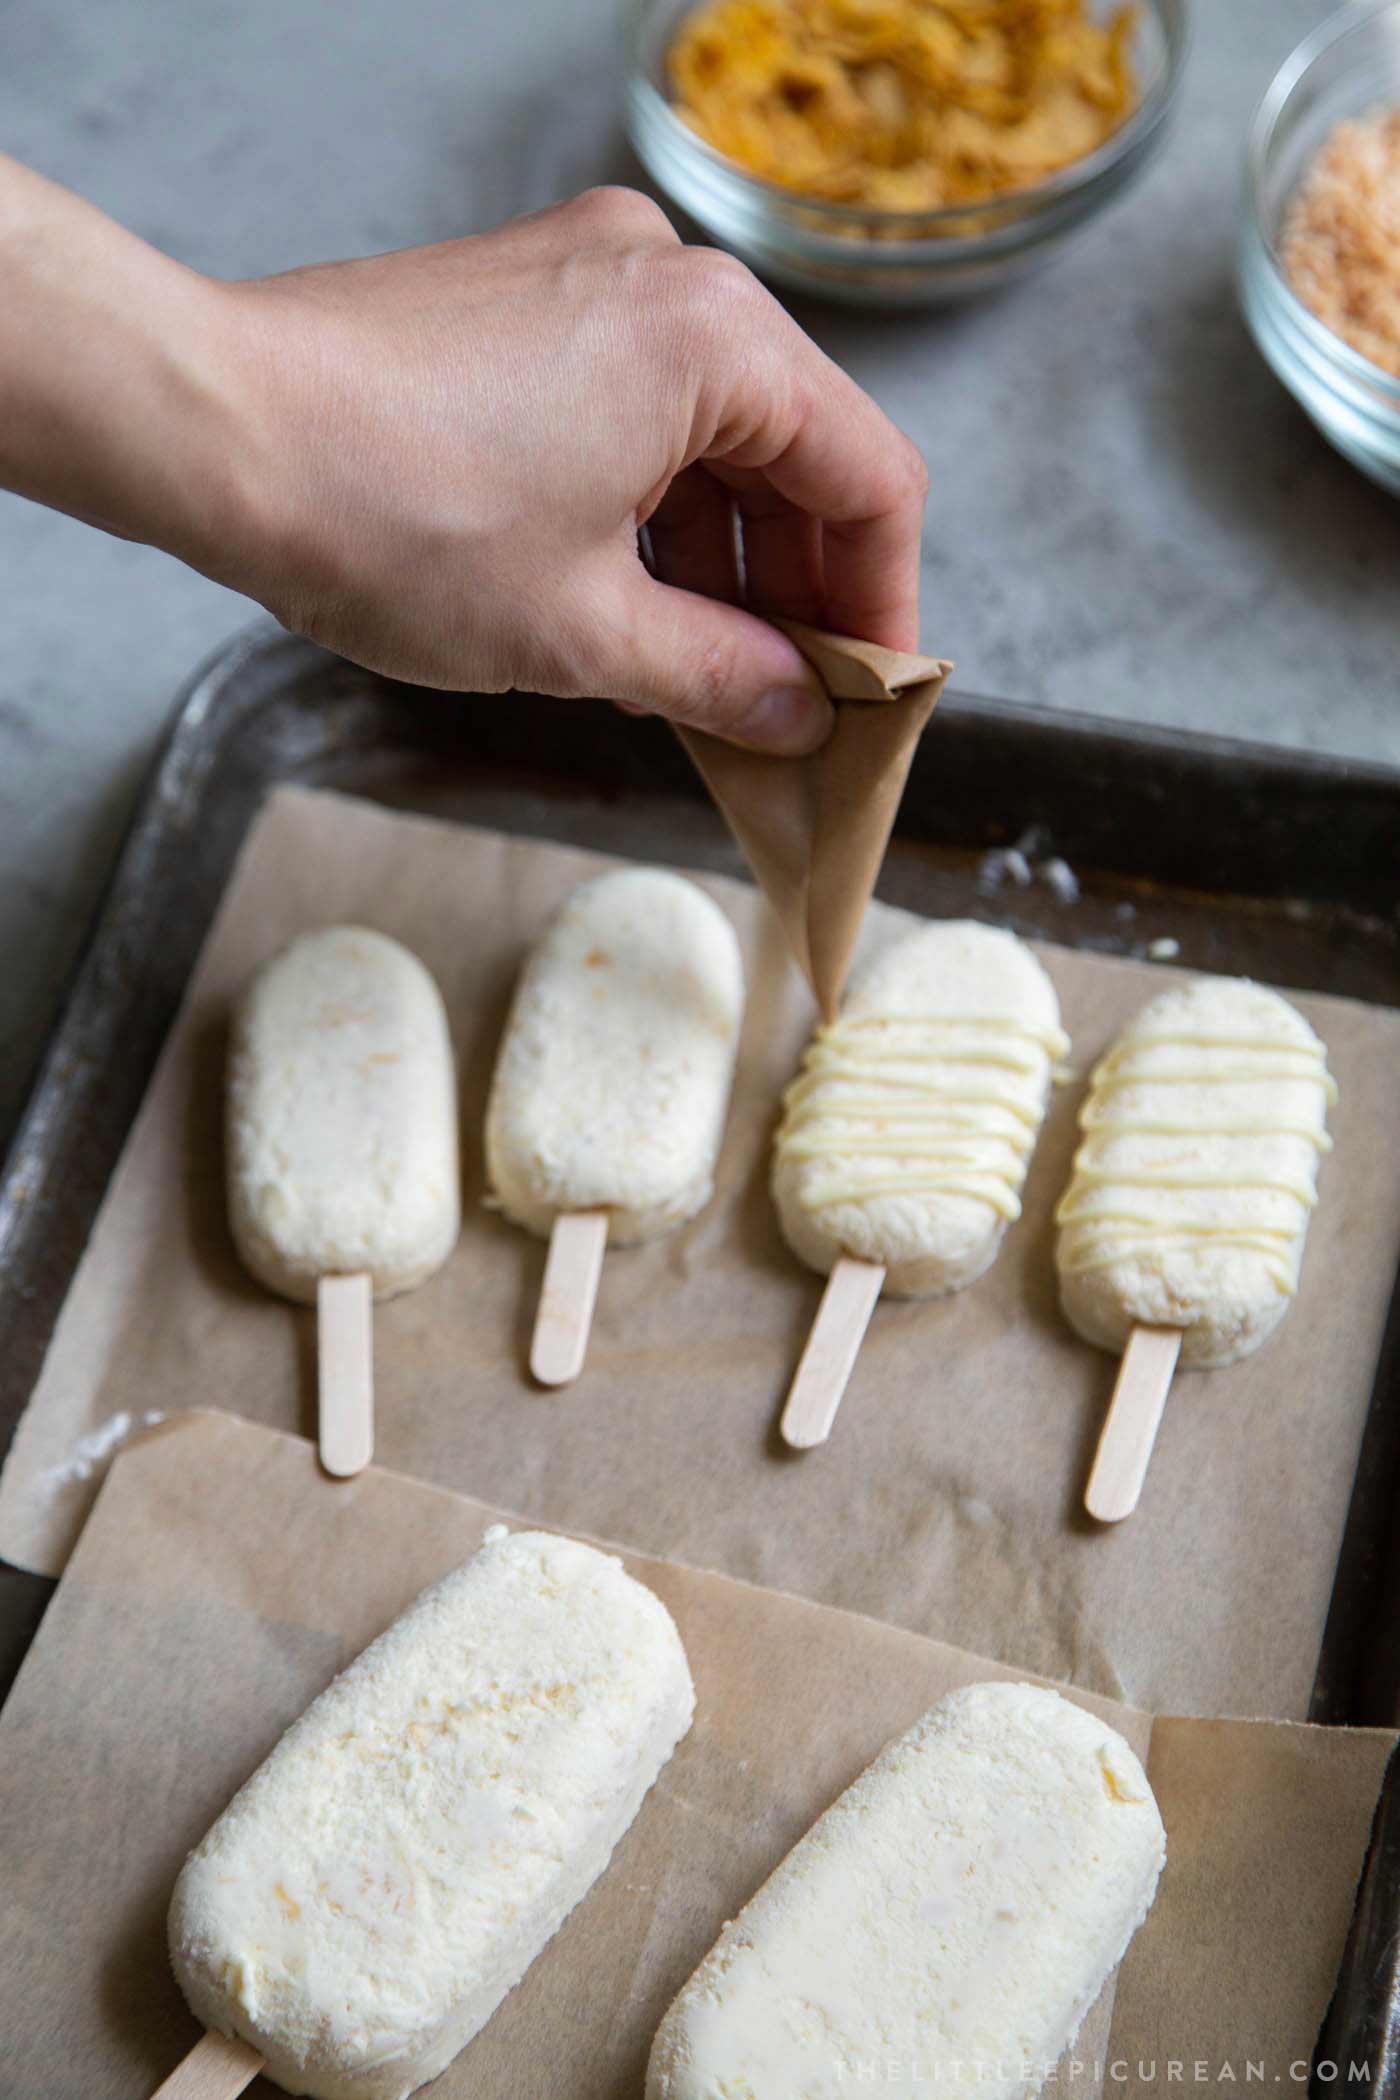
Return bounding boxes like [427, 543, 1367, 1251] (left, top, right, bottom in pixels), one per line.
[214, 189, 927, 753]
[0, 165, 927, 753]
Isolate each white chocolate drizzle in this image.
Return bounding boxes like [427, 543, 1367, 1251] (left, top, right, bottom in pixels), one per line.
[775, 1013, 1068, 1221]
[1057, 1023, 1335, 1295]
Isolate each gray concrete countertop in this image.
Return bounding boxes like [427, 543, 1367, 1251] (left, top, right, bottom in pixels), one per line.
[2, 0, 1397, 1137]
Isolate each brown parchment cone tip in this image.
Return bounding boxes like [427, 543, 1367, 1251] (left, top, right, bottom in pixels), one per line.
[775, 617, 953, 703]
[676, 623, 952, 1018]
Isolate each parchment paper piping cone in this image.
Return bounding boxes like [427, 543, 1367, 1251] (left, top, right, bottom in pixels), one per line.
[676, 621, 951, 1018]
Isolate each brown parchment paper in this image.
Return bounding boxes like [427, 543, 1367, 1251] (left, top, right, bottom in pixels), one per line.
[677, 622, 950, 1016]
[0, 1411, 1390, 2100]
[5, 787, 1400, 1722]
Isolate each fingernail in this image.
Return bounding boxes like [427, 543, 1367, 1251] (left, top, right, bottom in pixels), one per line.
[746, 685, 834, 757]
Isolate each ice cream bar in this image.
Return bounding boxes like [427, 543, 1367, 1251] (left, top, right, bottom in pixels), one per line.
[170, 1527, 695, 2100]
[485, 867, 745, 1245]
[773, 920, 1067, 1296]
[1057, 976, 1335, 1367]
[228, 925, 459, 1303]
[647, 1681, 1165, 2100]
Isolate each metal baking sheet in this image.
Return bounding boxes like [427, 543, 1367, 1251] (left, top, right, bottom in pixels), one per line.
[2, 620, 1399, 2076]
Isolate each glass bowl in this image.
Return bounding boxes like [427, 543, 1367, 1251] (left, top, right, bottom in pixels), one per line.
[1239, 0, 1400, 498]
[624, 0, 1189, 308]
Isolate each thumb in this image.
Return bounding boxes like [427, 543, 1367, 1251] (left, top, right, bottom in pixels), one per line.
[600, 573, 833, 755]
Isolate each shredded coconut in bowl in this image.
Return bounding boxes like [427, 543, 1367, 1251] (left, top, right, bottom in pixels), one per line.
[1281, 106, 1400, 380]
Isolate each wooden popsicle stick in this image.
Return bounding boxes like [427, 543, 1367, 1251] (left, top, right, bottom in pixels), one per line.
[781, 1256, 887, 1450]
[531, 1210, 609, 1387]
[1084, 1322, 1183, 1523]
[317, 1271, 374, 1477]
[151, 2031, 264, 2099]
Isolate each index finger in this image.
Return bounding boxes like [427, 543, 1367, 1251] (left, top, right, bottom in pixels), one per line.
[694, 297, 928, 653]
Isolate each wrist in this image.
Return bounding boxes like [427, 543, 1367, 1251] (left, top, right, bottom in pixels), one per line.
[129, 269, 286, 588]
[0, 157, 271, 585]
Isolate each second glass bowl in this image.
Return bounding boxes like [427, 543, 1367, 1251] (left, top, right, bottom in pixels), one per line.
[1239, 0, 1400, 498]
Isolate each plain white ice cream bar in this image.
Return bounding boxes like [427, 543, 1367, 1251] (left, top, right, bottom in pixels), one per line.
[485, 866, 745, 1245]
[169, 1527, 694, 2100]
[647, 1680, 1165, 2100]
[227, 925, 460, 1303]
[1057, 975, 1335, 1367]
[773, 919, 1068, 1297]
